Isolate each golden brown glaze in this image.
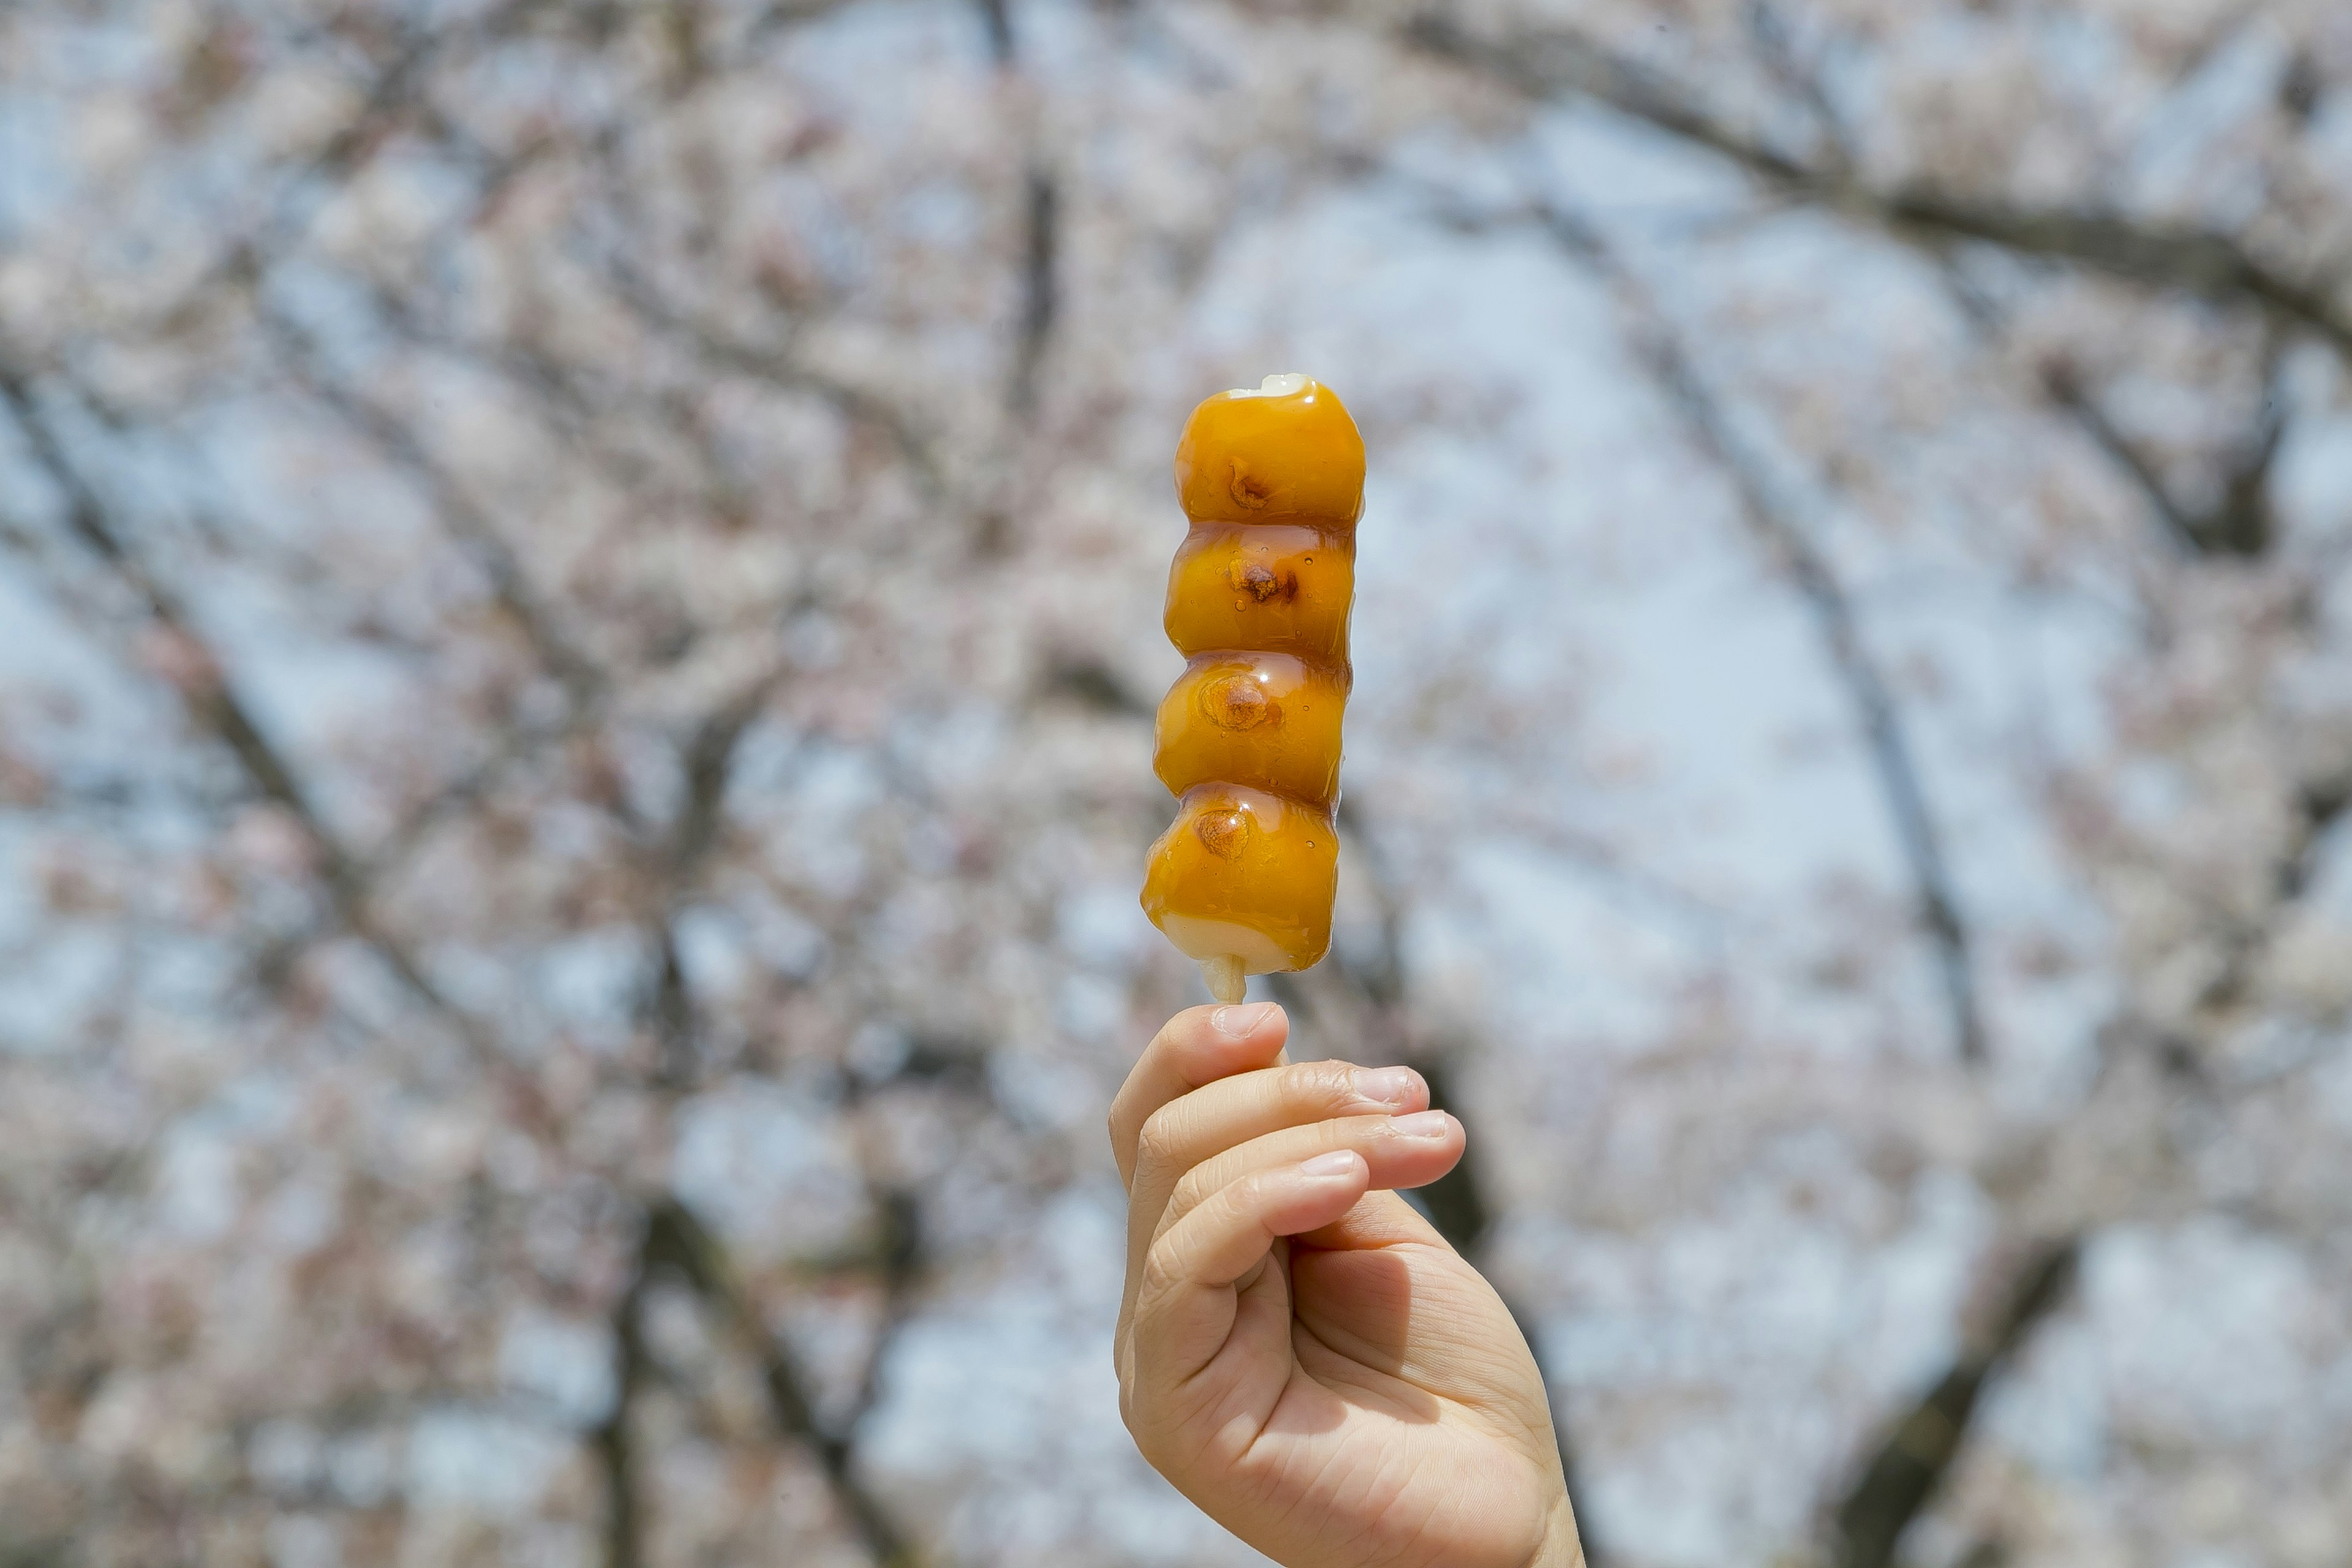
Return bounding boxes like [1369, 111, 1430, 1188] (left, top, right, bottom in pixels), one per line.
[1164, 522, 1354, 663]
[1174, 375, 1366, 526]
[1140, 785, 1340, 974]
[1153, 652, 1349, 805]
[1143, 374, 1362, 976]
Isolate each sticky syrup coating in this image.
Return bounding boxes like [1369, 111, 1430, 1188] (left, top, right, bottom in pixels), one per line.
[1164, 522, 1354, 663]
[1173, 377, 1365, 526]
[1153, 651, 1348, 806]
[1140, 784, 1337, 973]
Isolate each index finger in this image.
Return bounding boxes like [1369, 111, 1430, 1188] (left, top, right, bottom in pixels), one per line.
[1109, 1003, 1291, 1187]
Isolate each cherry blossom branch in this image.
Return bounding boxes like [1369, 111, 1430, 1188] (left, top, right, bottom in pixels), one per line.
[581, 651, 922, 1562]
[1516, 198, 1988, 1066]
[258, 306, 611, 713]
[1826, 738, 2352, 1566]
[592, 250, 946, 501]
[144, 0, 561, 337]
[0, 366, 496, 1062]
[1404, 13, 2352, 356]
[1942, 268, 2293, 560]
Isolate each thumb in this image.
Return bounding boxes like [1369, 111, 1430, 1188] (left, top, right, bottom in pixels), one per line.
[1127, 1150, 1368, 1420]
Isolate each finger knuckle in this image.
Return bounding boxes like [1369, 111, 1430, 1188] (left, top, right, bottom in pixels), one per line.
[1286, 1058, 1361, 1112]
[1134, 1104, 1185, 1172]
[1137, 1238, 1186, 1302]
[1239, 1163, 1289, 1206]
[1167, 1166, 1212, 1222]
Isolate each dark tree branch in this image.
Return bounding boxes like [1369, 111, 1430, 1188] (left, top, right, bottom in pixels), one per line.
[2185, 765, 2352, 1031]
[748, 0, 876, 42]
[978, 0, 1055, 420]
[673, 668, 785, 874]
[2195, 348, 2290, 559]
[1832, 1237, 2081, 1568]
[55, 337, 619, 883]
[2037, 360, 2207, 554]
[592, 1263, 654, 1568]
[974, 0, 1014, 64]
[1514, 198, 1988, 1065]
[1935, 264, 2289, 562]
[1403, 13, 2352, 355]
[848, 1187, 924, 1421]
[648, 928, 699, 1088]
[598, 1178, 916, 1568]
[646, 663, 789, 1085]
[1034, 652, 1150, 717]
[1009, 167, 1060, 418]
[1740, 0, 1852, 172]
[157, 26, 445, 325]
[339, 263, 843, 880]
[642, 1197, 920, 1567]
[1953, 1538, 2011, 1568]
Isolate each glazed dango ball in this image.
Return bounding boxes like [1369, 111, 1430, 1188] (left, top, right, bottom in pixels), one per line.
[1142, 374, 1362, 997]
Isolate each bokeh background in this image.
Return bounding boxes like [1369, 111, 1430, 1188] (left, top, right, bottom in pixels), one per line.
[6, 1, 2352, 1563]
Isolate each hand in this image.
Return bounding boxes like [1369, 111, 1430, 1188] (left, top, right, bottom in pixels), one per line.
[1110, 1003, 1583, 1568]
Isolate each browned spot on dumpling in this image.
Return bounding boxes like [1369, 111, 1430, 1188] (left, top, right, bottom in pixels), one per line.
[1227, 558, 1297, 603]
[1199, 675, 1274, 730]
[1228, 459, 1271, 510]
[1195, 809, 1249, 859]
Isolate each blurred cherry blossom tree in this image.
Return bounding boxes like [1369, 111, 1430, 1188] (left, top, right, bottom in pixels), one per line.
[4, 0, 2351, 1564]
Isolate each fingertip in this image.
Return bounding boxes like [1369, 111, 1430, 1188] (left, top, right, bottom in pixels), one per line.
[1112, 1005, 1292, 1182]
[1370, 1109, 1466, 1194]
[1208, 1000, 1284, 1041]
[1297, 1147, 1365, 1180]
[1388, 1108, 1457, 1142]
[1415, 1136, 1468, 1187]
[1267, 1146, 1369, 1234]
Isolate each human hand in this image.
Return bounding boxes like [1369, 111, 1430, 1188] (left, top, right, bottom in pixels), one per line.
[1110, 1003, 1583, 1568]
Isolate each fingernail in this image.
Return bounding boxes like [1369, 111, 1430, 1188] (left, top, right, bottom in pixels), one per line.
[1351, 1066, 1420, 1108]
[1390, 1110, 1450, 1140]
[1299, 1149, 1359, 1177]
[1211, 1003, 1276, 1038]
